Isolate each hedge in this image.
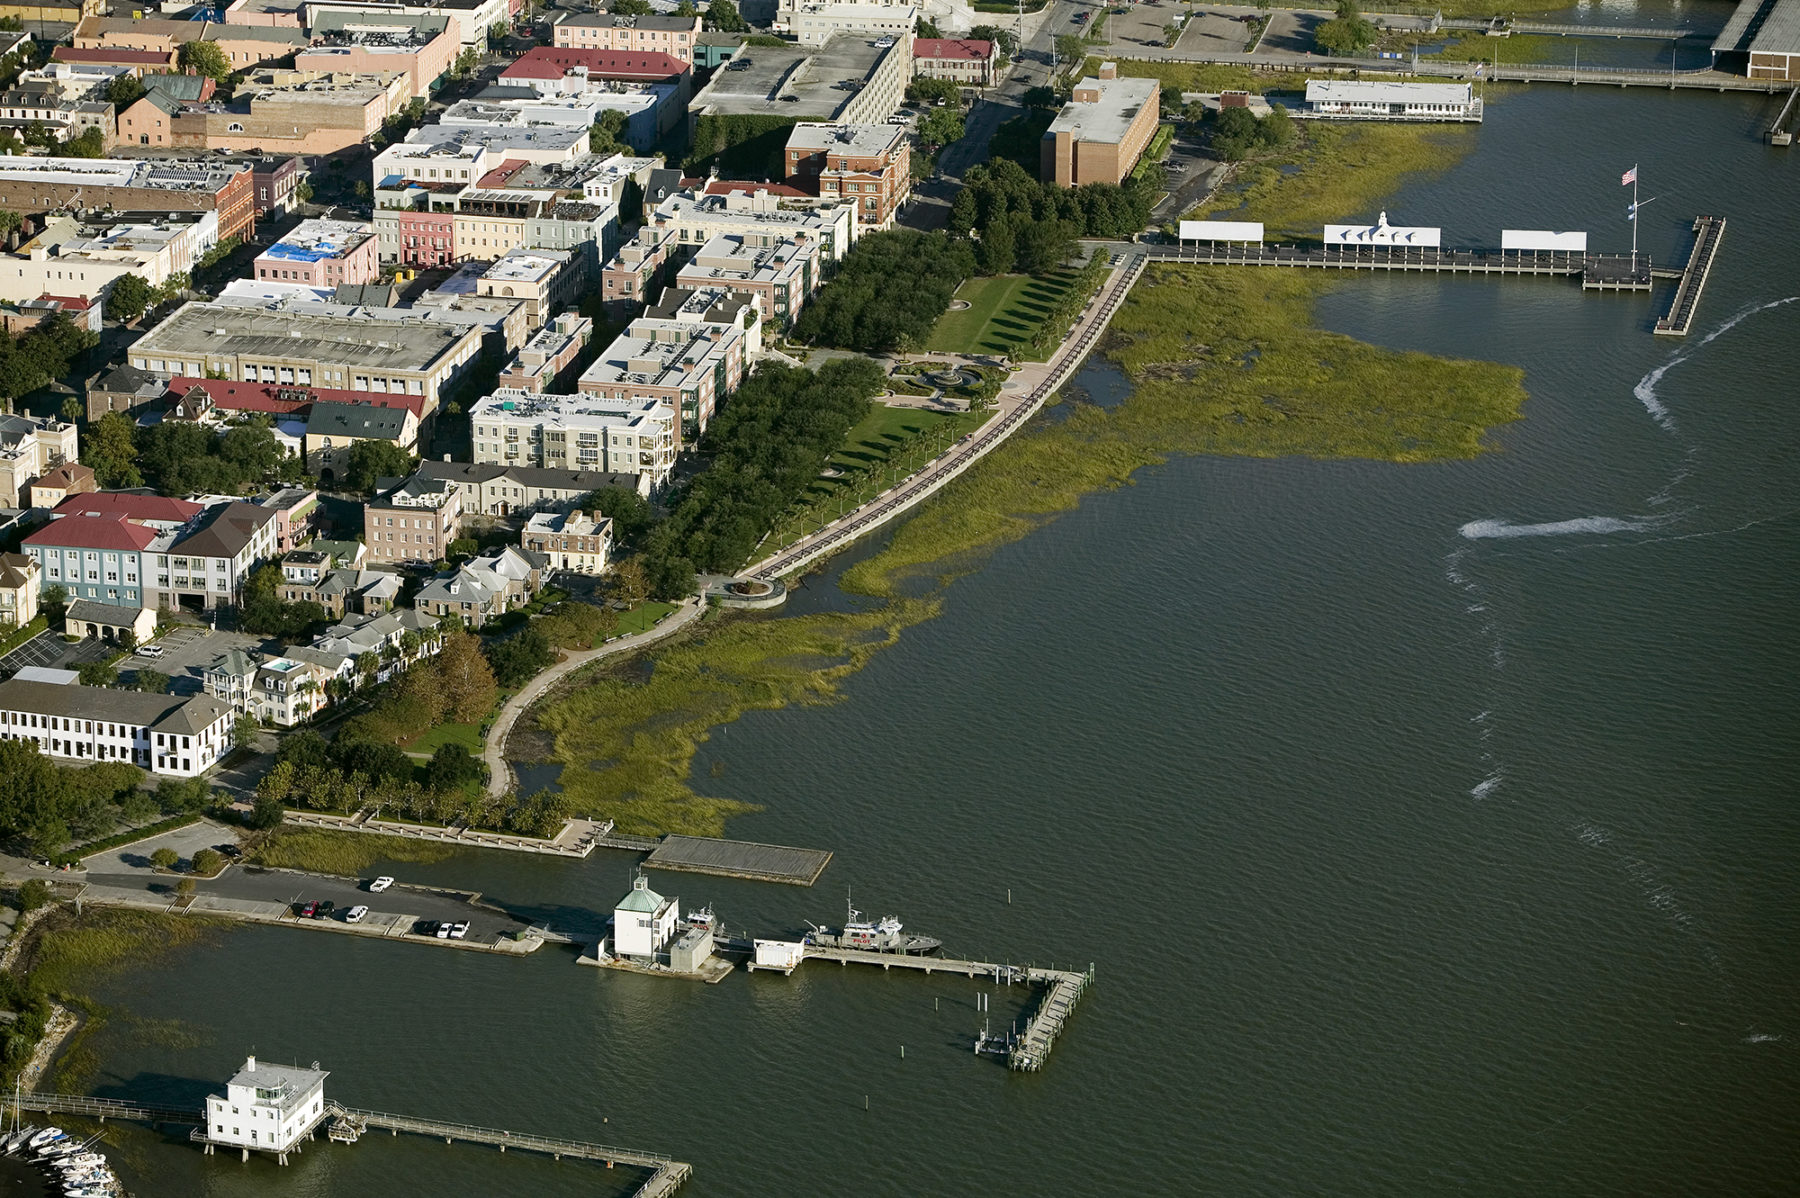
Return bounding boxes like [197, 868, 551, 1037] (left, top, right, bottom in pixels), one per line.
[70, 813, 203, 861]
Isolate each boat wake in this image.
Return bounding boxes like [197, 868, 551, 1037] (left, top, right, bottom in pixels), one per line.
[1457, 515, 1665, 540]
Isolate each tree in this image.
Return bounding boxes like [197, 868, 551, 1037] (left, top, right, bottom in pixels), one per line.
[85, 412, 143, 488]
[178, 40, 231, 82]
[176, 877, 197, 899]
[488, 19, 508, 44]
[344, 439, 414, 493]
[582, 486, 654, 549]
[611, 557, 650, 606]
[77, 662, 117, 688]
[676, 0, 696, 15]
[17, 878, 49, 913]
[969, 24, 1020, 57]
[435, 631, 499, 723]
[41, 585, 67, 627]
[248, 794, 286, 830]
[1315, 2, 1377, 55]
[485, 625, 554, 688]
[611, 0, 654, 13]
[191, 847, 224, 877]
[233, 712, 260, 748]
[59, 395, 82, 424]
[589, 109, 628, 155]
[149, 847, 179, 871]
[1054, 34, 1086, 65]
[917, 17, 941, 38]
[132, 669, 171, 694]
[295, 179, 314, 204]
[423, 743, 485, 794]
[257, 759, 296, 803]
[907, 76, 960, 106]
[107, 73, 146, 108]
[918, 108, 965, 149]
[108, 273, 154, 325]
[65, 127, 106, 158]
[704, 0, 746, 32]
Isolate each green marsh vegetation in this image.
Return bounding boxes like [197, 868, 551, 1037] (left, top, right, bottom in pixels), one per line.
[246, 827, 456, 875]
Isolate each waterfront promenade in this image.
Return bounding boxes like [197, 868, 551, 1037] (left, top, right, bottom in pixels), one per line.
[746, 254, 1148, 581]
[481, 597, 704, 799]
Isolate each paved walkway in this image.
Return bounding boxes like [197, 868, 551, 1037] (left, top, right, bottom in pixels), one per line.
[282, 809, 615, 858]
[744, 254, 1148, 582]
[481, 598, 705, 799]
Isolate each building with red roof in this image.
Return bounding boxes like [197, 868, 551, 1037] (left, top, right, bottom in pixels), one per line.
[164, 377, 428, 424]
[52, 45, 179, 71]
[501, 47, 689, 85]
[913, 38, 999, 87]
[51, 493, 203, 527]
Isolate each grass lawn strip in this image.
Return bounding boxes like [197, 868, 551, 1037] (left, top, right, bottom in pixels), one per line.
[928, 271, 1078, 360]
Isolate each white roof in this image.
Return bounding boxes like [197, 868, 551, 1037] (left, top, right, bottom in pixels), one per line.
[1306, 81, 1471, 104]
[11, 666, 77, 685]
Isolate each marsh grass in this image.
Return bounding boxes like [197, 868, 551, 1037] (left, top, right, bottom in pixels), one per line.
[247, 827, 457, 875]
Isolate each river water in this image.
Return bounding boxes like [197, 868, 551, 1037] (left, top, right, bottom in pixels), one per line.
[71, 63, 1800, 1198]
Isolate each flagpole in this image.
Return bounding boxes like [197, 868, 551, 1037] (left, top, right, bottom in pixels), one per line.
[1632, 165, 1639, 267]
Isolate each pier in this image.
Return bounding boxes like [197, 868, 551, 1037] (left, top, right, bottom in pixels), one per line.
[746, 945, 1096, 1073]
[1439, 16, 1706, 39]
[16, 1091, 691, 1196]
[1655, 215, 1726, 336]
[644, 834, 832, 886]
[1769, 87, 1799, 144]
[1146, 242, 1657, 290]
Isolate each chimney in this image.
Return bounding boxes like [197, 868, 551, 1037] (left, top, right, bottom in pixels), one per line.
[246, 1054, 256, 1071]
[1098, 61, 1117, 80]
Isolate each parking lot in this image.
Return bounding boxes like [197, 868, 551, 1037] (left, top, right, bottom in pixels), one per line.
[0, 632, 115, 681]
[128, 626, 276, 695]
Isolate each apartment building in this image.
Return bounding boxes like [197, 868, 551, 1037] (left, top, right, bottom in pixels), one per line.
[0, 413, 78, 511]
[1, 211, 220, 306]
[785, 121, 912, 228]
[70, 17, 307, 71]
[913, 37, 1001, 87]
[650, 184, 859, 263]
[477, 248, 576, 332]
[577, 309, 750, 439]
[0, 678, 233, 777]
[402, 459, 650, 517]
[1042, 63, 1161, 187]
[600, 223, 677, 319]
[522, 510, 612, 575]
[775, 2, 917, 47]
[303, 401, 421, 479]
[364, 475, 461, 565]
[296, 13, 458, 99]
[498, 311, 592, 391]
[552, 11, 701, 64]
[469, 387, 675, 491]
[0, 158, 255, 242]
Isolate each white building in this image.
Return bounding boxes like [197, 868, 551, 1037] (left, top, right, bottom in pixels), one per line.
[775, 3, 918, 46]
[650, 186, 859, 263]
[469, 388, 676, 490]
[202, 1055, 329, 1165]
[1303, 81, 1480, 121]
[0, 211, 220, 305]
[0, 677, 233, 777]
[521, 510, 612, 575]
[613, 874, 678, 960]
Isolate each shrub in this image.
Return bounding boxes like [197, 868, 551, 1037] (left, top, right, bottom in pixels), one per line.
[149, 847, 179, 871]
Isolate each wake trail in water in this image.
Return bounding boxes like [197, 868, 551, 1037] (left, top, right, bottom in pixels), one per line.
[1458, 515, 1668, 541]
[1632, 295, 1799, 431]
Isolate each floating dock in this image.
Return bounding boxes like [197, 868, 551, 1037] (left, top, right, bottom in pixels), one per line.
[745, 944, 1095, 1073]
[1655, 215, 1726, 336]
[1147, 243, 1657, 290]
[643, 834, 832, 886]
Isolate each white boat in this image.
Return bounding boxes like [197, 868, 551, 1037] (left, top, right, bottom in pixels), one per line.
[37, 1139, 84, 1158]
[686, 905, 716, 930]
[27, 1127, 64, 1150]
[3, 1125, 37, 1153]
[52, 1153, 104, 1170]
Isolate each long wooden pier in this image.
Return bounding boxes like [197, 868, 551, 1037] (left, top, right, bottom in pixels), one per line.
[324, 1103, 692, 1194]
[1146, 243, 1657, 290]
[750, 945, 1095, 1073]
[16, 1092, 199, 1126]
[1655, 215, 1726, 337]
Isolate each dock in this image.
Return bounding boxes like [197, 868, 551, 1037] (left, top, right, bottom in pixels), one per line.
[747, 945, 1096, 1073]
[17, 1090, 691, 1196]
[1655, 215, 1726, 336]
[1146, 242, 1655, 290]
[644, 834, 832, 886]
[1769, 87, 1799, 144]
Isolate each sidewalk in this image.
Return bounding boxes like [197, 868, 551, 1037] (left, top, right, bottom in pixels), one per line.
[481, 597, 705, 798]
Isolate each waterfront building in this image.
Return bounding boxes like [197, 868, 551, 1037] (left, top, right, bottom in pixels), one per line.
[1302, 80, 1479, 121]
[1711, 0, 1800, 80]
[613, 874, 679, 960]
[201, 1055, 329, 1164]
[414, 545, 545, 627]
[522, 509, 612, 575]
[1042, 63, 1160, 187]
[0, 677, 233, 777]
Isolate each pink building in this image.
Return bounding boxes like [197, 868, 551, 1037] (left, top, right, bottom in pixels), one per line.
[253, 218, 379, 287]
[396, 209, 455, 269]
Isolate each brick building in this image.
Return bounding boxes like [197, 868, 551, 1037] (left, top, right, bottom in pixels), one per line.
[784, 122, 912, 228]
[1041, 63, 1161, 188]
[0, 158, 256, 243]
[551, 11, 701, 64]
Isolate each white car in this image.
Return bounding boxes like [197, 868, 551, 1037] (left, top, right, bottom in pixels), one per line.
[448, 921, 470, 940]
[344, 906, 368, 924]
[435, 922, 452, 939]
[368, 876, 394, 893]
[136, 645, 164, 658]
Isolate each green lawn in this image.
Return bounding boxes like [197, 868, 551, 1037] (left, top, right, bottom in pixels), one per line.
[613, 601, 678, 638]
[927, 271, 1078, 361]
[404, 721, 485, 756]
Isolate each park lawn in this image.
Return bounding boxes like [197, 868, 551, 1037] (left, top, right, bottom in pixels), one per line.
[613, 601, 678, 637]
[404, 720, 485, 756]
[926, 271, 1078, 361]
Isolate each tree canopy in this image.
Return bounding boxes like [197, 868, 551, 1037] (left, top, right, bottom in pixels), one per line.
[344, 439, 415, 494]
[0, 313, 96, 409]
[1315, 1, 1377, 54]
[108, 273, 154, 324]
[952, 158, 1155, 245]
[1207, 105, 1293, 161]
[791, 230, 974, 353]
[705, 0, 746, 32]
[136, 416, 301, 496]
[0, 739, 147, 857]
[177, 41, 231, 81]
[86, 412, 143, 488]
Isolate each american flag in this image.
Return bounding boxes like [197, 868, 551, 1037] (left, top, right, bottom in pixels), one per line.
[1621, 166, 1638, 186]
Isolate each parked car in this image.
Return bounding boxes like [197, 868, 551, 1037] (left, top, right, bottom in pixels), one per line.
[312, 900, 335, 920]
[296, 901, 318, 918]
[448, 921, 470, 940]
[136, 645, 164, 658]
[213, 843, 242, 859]
[414, 919, 438, 937]
[435, 922, 452, 939]
[344, 906, 368, 924]
[368, 876, 394, 893]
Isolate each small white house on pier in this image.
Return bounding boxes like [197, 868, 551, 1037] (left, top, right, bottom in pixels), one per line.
[202, 1055, 329, 1164]
[613, 875, 679, 960]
